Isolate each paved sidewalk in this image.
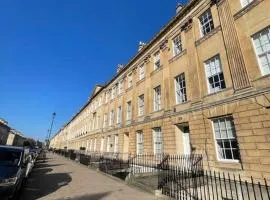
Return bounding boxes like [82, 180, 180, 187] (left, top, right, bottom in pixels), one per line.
[20, 153, 156, 200]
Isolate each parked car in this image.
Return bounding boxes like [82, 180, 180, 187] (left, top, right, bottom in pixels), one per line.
[0, 145, 29, 199]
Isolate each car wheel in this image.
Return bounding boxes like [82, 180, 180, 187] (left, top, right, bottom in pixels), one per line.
[10, 178, 26, 200]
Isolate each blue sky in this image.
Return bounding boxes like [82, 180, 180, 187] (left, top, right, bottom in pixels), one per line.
[0, 0, 187, 141]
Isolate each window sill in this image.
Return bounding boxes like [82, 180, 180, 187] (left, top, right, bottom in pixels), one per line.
[150, 65, 163, 77]
[115, 123, 122, 128]
[203, 87, 232, 98]
[217, 159, 240, 164]
[136, 78, 145, 86]
[125, 120, 131, 125]
[234, 0, 263, 20]
[251, 73, 270, 82]
[195, 26, 221, 47]
[150, 109, 164, 115]
[117, 92, 124, 97]
[173, 100, 190, 110]
[137, 115, 145, 120]
[215, 159, 242, 170]
[169, 49, 187, 64]
[126, 86, 133, 92]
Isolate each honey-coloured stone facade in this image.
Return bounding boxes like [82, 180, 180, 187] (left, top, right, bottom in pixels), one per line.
[50, 0, 270, 180]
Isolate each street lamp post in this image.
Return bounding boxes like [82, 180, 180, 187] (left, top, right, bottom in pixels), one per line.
[46, 112, 56, 149]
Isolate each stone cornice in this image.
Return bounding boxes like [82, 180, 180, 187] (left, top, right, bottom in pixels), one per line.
[104, 86, 270, 129]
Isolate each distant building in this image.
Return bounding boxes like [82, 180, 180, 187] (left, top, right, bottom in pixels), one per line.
[0, 119, 11, 145]
[0, 117, 29, 147]
[6, 129, 26, 147]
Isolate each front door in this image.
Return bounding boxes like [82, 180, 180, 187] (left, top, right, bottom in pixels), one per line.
[123, 133, 129, 160]
[182, 126, 191, 155]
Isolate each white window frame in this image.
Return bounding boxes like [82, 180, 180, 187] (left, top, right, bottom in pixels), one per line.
[114, 135, 119, 153]
[93, 138, 97, 152]
[100, 137, 104, 152]
[97, 116, 100, 129]
[136, 131, 144, 155]
[154, 51, 161, 70]
[173, 35, 183, 56]
[175, 73, 187, 104]
[153, 127, 163, 155]
[204, 55, 226, 94]
[154, 85, 161, 111]
[99, 96, 102, 106]
[138, 94, 144, 116]
[86, 140, 89, 151]
[128, 73, 133, 88]
[89, 139, 93, 152]
[92, 113, 97, 130]
[111, 87, 115, 99]
[126, 101, 132, 121]
[106, 136, 111, 152]
[199, 9, 214, 37]
[118, 79, 124, 94]
[105, 92, 109, 103]
[109, 110, 114, 126]
[139, 64, 145, 80]
[212, 116, 240, 162]
[240, 0, 254, 7]
[252, 27, 270, 76]
[103, 114, 107, 128]
[117, 106, 122, 124]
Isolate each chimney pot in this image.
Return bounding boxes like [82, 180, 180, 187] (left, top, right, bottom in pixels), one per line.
[176, 3, 183, 14]
[117, 64, 124, 73]
[138, 41, 146, 52]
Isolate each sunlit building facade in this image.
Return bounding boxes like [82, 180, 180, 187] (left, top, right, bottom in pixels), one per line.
[50, 0, 270, 180]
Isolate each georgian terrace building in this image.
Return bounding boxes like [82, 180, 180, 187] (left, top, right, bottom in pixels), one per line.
[50, 0, 270, 180]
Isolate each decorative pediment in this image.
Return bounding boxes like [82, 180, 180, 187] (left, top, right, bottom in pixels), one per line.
[88, 85, 104, 100]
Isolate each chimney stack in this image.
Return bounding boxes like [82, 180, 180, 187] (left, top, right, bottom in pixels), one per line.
[117, 64, 124, 73]
[176, 3, 183, 14]
[138, 41, 146, 52]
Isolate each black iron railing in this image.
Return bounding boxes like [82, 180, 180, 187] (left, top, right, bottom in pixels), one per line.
[129, 153, 203, 175]
[158, 166, 270, 200]
[53, 149, 269, 200]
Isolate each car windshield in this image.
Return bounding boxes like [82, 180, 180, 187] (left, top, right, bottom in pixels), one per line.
[0, 150, 22, 166]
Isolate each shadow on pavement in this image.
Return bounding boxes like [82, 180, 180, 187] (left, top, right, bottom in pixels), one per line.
[34, 163, 64, 168]
[56, 191, 112, 200]
[19, 159, 72, 200]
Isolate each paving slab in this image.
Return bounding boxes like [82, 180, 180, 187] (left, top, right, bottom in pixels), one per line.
[20, 153, 157, 200]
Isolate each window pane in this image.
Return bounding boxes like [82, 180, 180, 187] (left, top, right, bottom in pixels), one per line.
[233, 149, 240, 160]
[199, 9, 214, 36]
[217, 141, 224, 158]
[224, 140, 231, 148]
[252, 27, 270, 75]
[225, 149, 233, 160]
[213, 117, 240, 161]
[205, 55, 226, 93]
[175, 73, 187, 104]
